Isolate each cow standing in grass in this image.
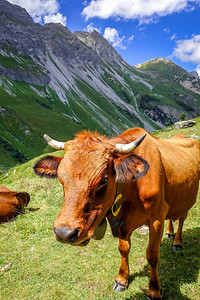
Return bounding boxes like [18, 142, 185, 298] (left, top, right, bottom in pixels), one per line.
[0, 186, 30, 223]
[34, 128, 200, 299]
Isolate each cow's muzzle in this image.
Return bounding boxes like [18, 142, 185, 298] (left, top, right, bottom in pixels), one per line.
[53, 225, 90, 246]
[53, 225, 79, 243]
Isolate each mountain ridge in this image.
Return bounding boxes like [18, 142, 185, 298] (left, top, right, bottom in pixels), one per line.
[135, 57, 200, 95]
[74, 30, 123, 64]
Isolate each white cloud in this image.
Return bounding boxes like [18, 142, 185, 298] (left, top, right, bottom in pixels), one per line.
[8, 0, 67, 25]
[44, 13, 67, 26]
[163, 28, 170, 33]
[196, 65, 200, 76]
[34, 16, 42, 23]
[82, 0, 199, 23]
[172, 35, 200, 64]
[128, 35, 135, 41]
[85, 22, 101, 33]
[104, 27, 126, 49]
[170, 33, 176, 40]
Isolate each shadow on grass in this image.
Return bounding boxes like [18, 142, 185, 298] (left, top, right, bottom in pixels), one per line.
[26, 207, 40, 212]
[125, 227, 200, 300]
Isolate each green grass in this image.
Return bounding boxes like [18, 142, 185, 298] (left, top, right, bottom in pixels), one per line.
[0, 129, 199, 299]
[0, 53, 45, 74]
[132, 61, 200, 113]
[0, 80, 83, 171]
[152, 116, 200, 141]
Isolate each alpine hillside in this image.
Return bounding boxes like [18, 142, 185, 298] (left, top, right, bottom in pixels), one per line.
[0, 0, 200, 170]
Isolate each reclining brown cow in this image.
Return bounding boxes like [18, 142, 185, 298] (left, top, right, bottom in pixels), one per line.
[0, 186, 30, 223]
[34, 128, 200, 299]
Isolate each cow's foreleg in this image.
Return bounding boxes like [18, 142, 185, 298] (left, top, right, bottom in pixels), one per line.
[146, 220, 164, 300]
[113, 238, 130, 292]
[172, 213, 187, 251]
[166, 219, 175, 240]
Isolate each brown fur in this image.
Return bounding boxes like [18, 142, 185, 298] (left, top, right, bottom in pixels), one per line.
[34, 128, 200, 299]
[0, 186, 30, 223]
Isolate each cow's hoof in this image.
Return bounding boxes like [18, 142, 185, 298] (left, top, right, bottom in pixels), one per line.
[165, 233, 175, 240]
[112, 280, 127, 292]
[172, 245, 183, 251]
[146, 295, 162, 300]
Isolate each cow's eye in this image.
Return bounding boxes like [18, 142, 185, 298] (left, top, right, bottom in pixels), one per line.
[96, 177, 108, 194]
[98, 177, 108, 188]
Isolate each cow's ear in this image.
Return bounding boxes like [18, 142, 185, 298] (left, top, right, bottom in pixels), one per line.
[114, 154, 149, 182]
[33, 155, 63, 178]
[15, 192, 30, 208]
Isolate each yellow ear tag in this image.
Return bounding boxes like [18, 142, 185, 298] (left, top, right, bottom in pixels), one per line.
[111, 193, 122, 217]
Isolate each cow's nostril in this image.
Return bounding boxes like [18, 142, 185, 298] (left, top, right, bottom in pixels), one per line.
[53, 226, 79, 243]
[68, 228, 79, 242]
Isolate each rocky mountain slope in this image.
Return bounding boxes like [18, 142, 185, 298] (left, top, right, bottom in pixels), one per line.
[135, 57, 200, 124]
[0, 0, 200, 170]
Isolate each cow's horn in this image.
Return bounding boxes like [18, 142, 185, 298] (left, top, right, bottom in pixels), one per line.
[44, 134, 65, 150]
[115, 133, 147, 154]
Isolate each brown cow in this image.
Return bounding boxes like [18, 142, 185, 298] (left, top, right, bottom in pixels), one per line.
[0, 186, 30, 223]
[34, 128, 200, 299]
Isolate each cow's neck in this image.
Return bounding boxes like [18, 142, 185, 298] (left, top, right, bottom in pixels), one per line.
[109, 183, 124, 231]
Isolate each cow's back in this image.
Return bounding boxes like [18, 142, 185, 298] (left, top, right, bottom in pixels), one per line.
[111, 128, 199, 219]
[0, 186, 12, 192]
[156, 136, 200, 218]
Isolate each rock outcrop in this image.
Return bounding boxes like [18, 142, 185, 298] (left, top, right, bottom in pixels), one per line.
[174, 120, 196, 129]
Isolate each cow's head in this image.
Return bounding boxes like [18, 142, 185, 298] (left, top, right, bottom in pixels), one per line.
[34, 131, 149, 246]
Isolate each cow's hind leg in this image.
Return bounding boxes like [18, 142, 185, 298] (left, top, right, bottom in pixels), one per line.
[166, 219, 175, 240]
[113, 238, 130, 292]
[146, 219, 164, 300]
[172, 213, 187, 251]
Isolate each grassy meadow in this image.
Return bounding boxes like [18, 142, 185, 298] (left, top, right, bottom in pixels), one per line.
[0, 123, 200, 300]
[152, 116, 200, 141]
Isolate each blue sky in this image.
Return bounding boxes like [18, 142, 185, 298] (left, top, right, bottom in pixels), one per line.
[8, 0, 200, 74]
